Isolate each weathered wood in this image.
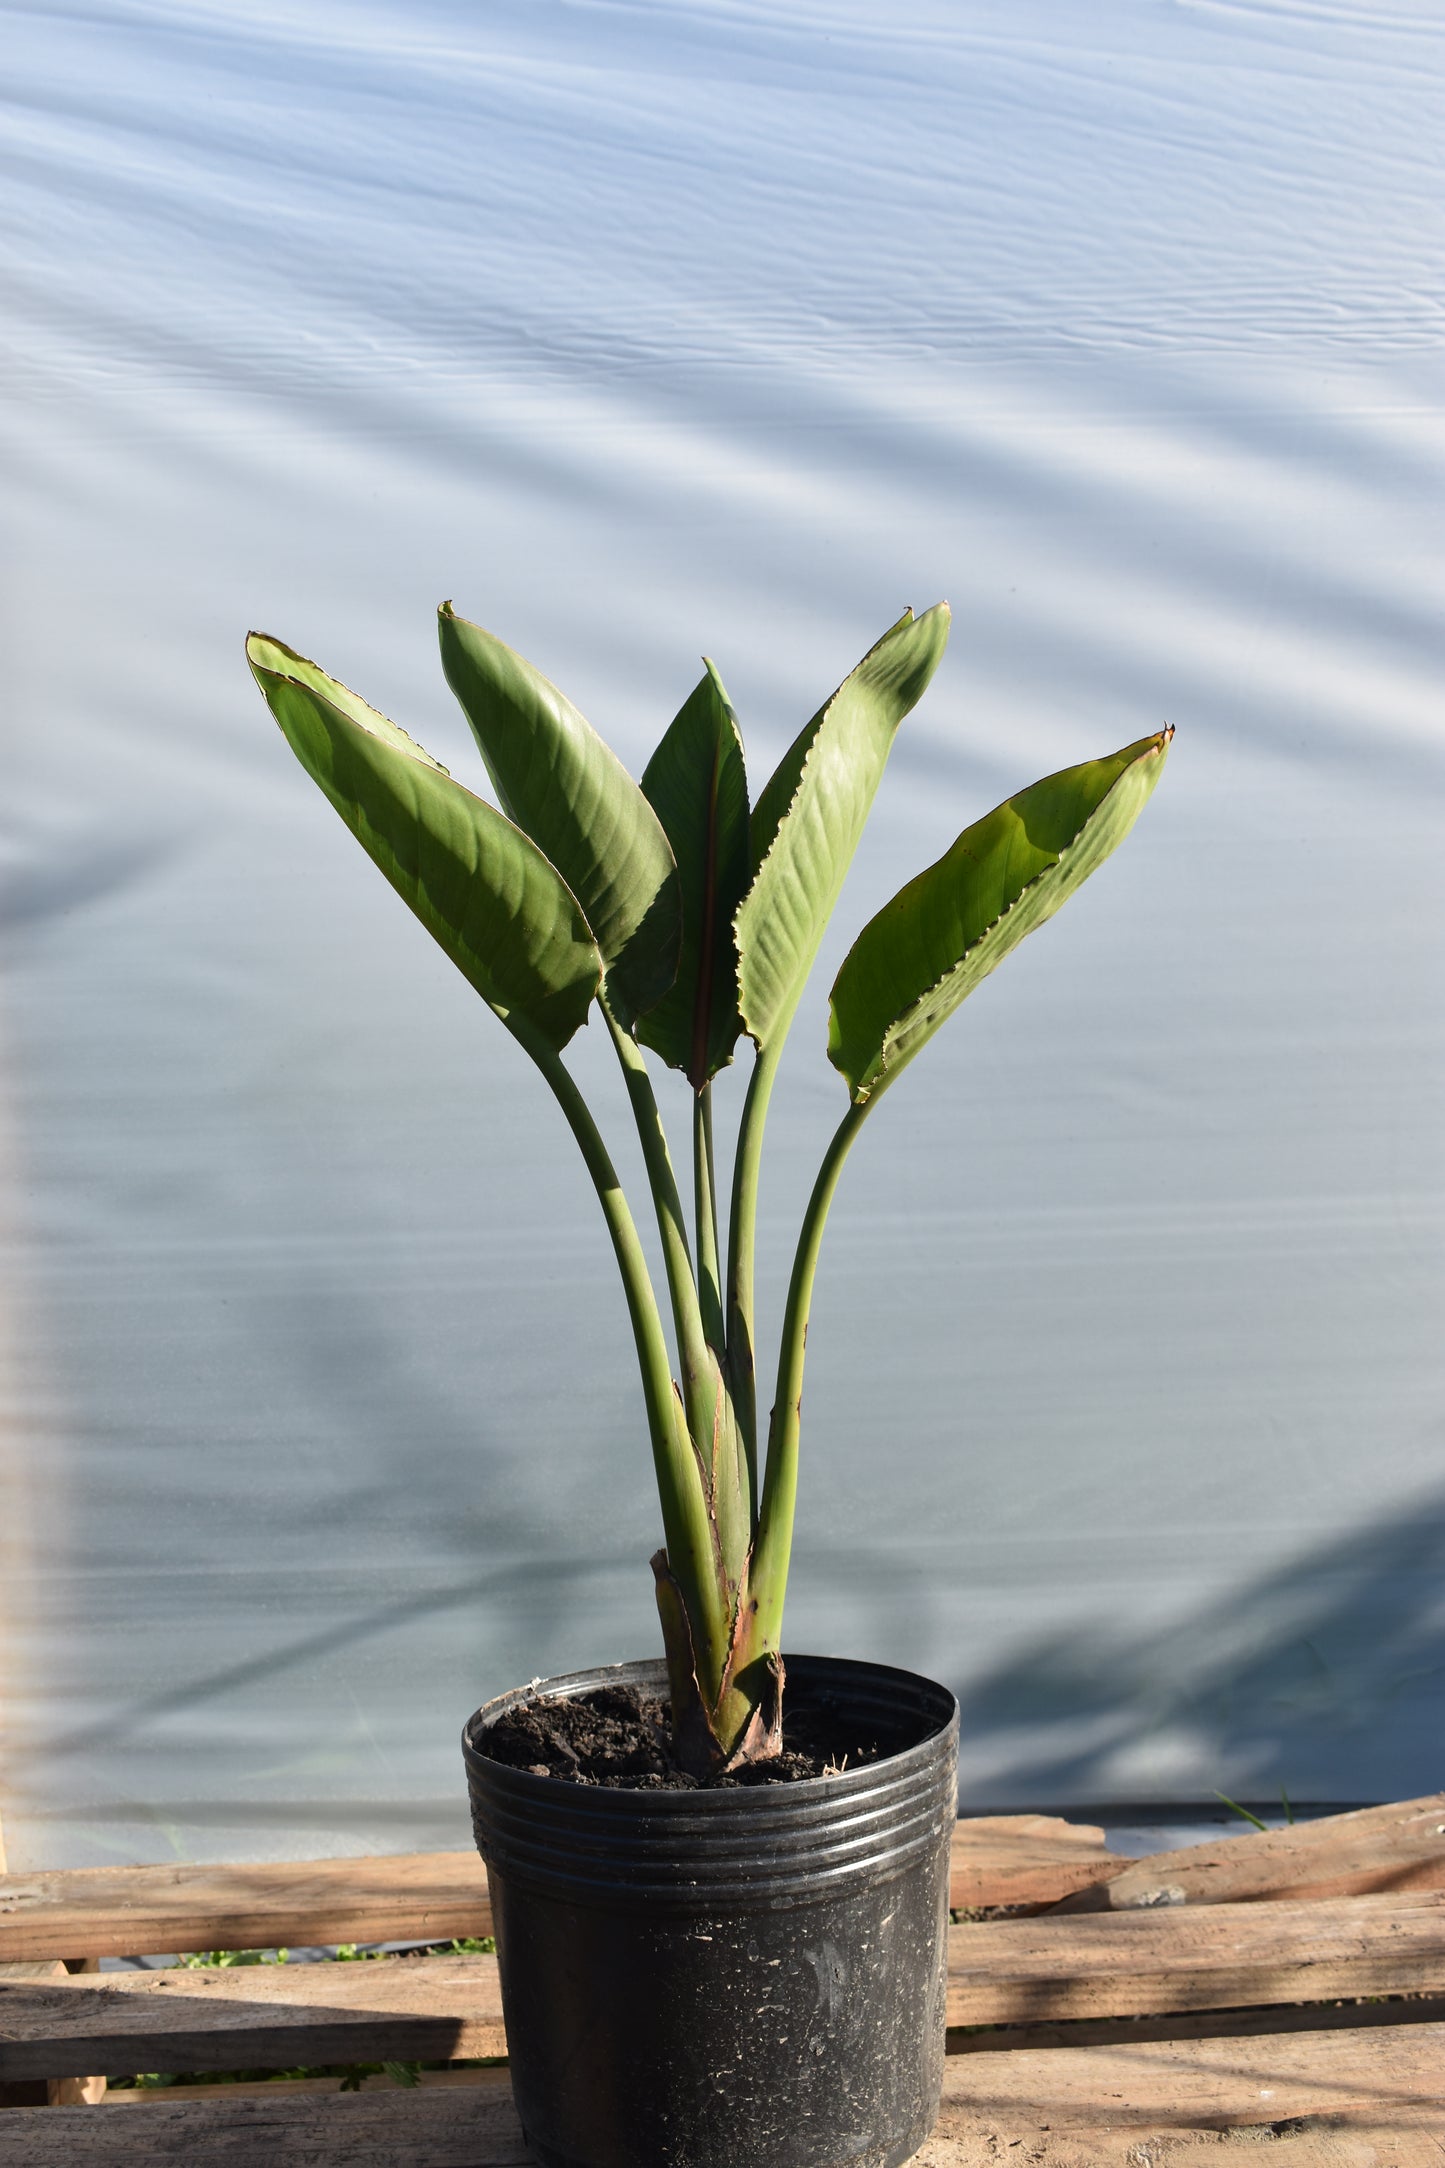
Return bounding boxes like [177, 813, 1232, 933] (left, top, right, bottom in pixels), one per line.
[1061, 1791, 1445, 1912]
[7, 1894, 1445, 2083]
[4, 1799, 1436, 1968]
[0, 1952, 508, 2082]
[948, 1813, 1119, 1907]
[922, 2112, 1445, 2167]
[0, 1850, 494, 1965]
[947, 1992, 1445, 2053]
[13, 1799, 1432, 1963]
[0, 1817, 1121, 1963]
[930, 2021, 1445, 2136]
[52, 1957, 107, 2104]
[947, 1889, 1445, 2024]
[4, 2024, 1441, 2164]
[0, 2082, 532, 2162]
[0, 1964, 67, 2108]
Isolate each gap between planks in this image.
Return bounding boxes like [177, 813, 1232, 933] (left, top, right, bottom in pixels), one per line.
[4, 1892, 1445, 2084]
[2, 2025, 1442, 2165]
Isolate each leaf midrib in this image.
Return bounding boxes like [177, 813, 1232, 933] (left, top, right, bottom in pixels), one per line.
[690, 733, 724, 1092]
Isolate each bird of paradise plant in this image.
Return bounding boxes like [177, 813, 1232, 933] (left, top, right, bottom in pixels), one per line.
[247, 604, 1169, 1777]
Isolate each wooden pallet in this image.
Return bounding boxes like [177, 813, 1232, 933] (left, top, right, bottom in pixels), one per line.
[2, 1794, 1442, 2163]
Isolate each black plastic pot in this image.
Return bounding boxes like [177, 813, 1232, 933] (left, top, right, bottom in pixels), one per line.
[462, 1653, 959, 2168]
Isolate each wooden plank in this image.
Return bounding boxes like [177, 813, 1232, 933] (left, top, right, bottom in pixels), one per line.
[45, 2075, 108, 2108]
[1061, 1791, 1445, 1912]
[0, 1818, 1121, 1964]
[0, 1977, 64, 2107]
[949, 1813, 1119, 1908]
[4, 1796, 1436, 1970]
[8, 1795, 1427, 1966]
[947, 1993, 1445, 2054]
[51, 1957, 107, 2104]
[923, 2111, 1445, 2167]
[0, 1952, 508, 2082]
[928, 2023, 1445, 2142]
[947, 1889, 1445, 2024]
[0, 1850, 494, 1965]
[0, 2082, 532, 2162]
[6, 1894, 1445, 2083]
[4, 2024, 1442, 2164]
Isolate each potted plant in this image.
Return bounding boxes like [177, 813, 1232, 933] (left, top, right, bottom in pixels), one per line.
[247, 602, 1169, 2168]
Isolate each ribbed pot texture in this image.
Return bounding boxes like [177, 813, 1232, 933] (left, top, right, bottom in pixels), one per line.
[463, 1654, 959, 2168]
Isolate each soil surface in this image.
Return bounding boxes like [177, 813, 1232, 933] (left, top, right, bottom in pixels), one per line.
[475, 1682, 900, 1788]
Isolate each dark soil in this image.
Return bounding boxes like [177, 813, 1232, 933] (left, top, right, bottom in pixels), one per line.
[476, 1682, 900, 1789]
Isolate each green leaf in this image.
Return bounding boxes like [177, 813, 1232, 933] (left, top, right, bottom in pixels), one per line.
[247, 635, 602, 1051]
[437, 605, 681, 1034]
[827, 727, 1172, 1102]
[735, 605, 950, 1051]
[637, 662, 751, 1087]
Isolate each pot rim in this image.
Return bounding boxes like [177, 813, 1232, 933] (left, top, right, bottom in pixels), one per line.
[462, 1650, 959, 1810]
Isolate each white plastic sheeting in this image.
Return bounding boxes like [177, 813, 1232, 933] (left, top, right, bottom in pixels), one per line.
[2, 0, 1442, 1868]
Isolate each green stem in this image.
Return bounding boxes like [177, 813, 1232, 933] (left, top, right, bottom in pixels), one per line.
[696, 1078, 753, 1555]
[693, 1085, 725, 1357]
[747, 1098, 870, 1652]
[724, 1038, 782, 1474]
[603, 1010, 718, 1461]
[513, 1019, 726, 1661]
